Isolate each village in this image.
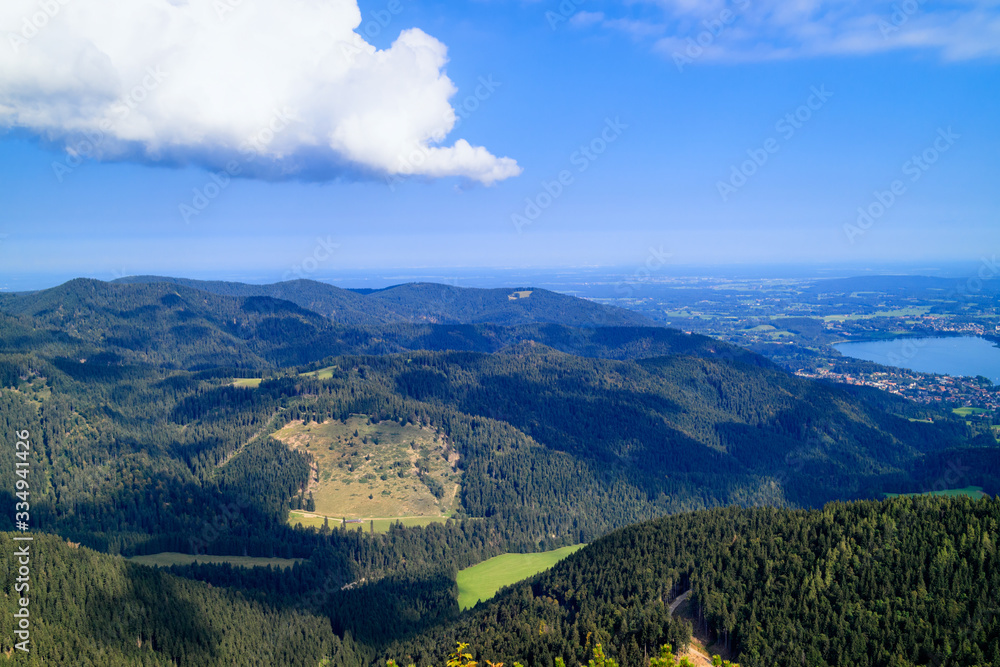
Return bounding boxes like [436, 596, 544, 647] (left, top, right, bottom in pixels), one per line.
[795, 366, 1000, 413]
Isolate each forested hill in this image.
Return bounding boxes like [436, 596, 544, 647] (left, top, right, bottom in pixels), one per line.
[332, 346, 982, 511]
[107, 276, 654, 327]
[0, 276, 997, 667]
[0, 533, 349, 665]
[0, 278, 752, 369]
[384, 496, 1000, 667]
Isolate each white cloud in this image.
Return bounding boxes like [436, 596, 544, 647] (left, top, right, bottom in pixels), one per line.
[0, 0, 521, 184]
[580, 0, 1000, 63]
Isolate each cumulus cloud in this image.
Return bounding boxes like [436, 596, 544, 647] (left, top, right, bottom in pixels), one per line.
[575, 0, 1000, 63]
[0, 0, 521, 184]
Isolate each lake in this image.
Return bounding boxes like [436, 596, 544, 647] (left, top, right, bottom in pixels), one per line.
[833, 336, 1000, 383]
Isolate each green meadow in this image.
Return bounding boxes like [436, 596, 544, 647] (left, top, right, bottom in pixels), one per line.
[952, 407, 990, 417]
[456, 544, 586, 610]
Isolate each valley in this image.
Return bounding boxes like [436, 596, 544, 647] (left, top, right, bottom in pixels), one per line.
[0, 276, 996, 666]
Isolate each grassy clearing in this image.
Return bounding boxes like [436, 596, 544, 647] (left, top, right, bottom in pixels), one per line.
[953, 407, 990, 417]
[127, 553, 303, 568]
[288, 511, 450, 533]
[232, 378, 262, 388]
[300, 365, 339, 380]
[456, 544, 585, 610]
[273, 415, 462, 520]
[884, 486, 987, 500]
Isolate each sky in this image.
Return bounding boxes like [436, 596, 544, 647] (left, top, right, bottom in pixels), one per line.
[0, 0, 998, 289]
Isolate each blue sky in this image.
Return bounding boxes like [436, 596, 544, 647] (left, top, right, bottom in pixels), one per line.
[0, 0, 998, 289]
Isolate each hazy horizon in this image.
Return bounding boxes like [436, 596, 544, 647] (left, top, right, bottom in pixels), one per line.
[1, 1, 997, 285]
[3, 258, 995, 293]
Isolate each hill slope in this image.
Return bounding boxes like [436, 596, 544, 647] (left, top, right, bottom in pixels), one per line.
[0, 533, 348, 665]
[384, 496, 1000, 667]
[0, 279, 733, 370]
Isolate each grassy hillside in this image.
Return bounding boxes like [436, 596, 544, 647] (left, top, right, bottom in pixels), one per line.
[272, 415, 462, 518]
[385, 497, 1000, 667]
[0, 534, 345, 665]
[456, 544, 586, 609]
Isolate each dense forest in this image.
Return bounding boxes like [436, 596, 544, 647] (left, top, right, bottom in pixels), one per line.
[0, 278, 997, 665]
[383, 497, 1000, 667]
[1, 498, 996, 666]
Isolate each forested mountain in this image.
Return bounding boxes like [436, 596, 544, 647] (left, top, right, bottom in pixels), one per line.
[383, 496, 1000, 667]
[3, 498, 996, 667]
[0, 279, 747, 370]
[109, 276, 653, 327]
[0, 277, 998, 666]
[0, 533, 350, 665]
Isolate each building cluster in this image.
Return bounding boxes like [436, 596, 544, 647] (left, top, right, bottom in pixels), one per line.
[795, 367, 1000, 412]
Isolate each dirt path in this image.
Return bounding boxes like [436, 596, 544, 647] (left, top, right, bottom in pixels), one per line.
[669, 591, 726, 667]
[668, 590, 691, 615]
[215, 411, 282, 471]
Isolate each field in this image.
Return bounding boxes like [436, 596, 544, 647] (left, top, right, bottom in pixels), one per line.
[456, 544, 585, 610]
[953, 407, 990, 417]
[231, 378, 262, 388]
[127, 553, 303, 568]
[288, 511, 451, 533]
[272, 415, 462, 520]
[823, 307, 931, 322]
[884, 486, 987, 500]
[299, 365, 339, 380]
